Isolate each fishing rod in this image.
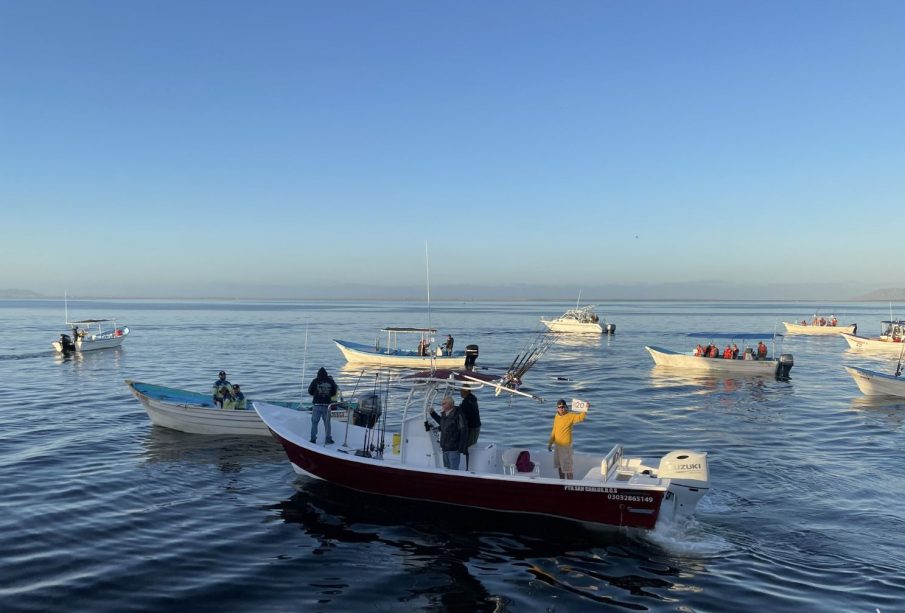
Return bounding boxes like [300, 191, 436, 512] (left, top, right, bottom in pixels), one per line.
[896, 342, 905, 377]
[300, 323, 309, 405]
[456, 372, 545, 402]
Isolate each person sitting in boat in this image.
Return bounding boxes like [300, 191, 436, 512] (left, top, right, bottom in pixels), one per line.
[800, 319, 808, 326]
[830, 315, 838, 326]
[212, 371, 233, 408]
[417, 337, 430, 356]
[227, 384, 246, 410]
[428, 395, 468, 470]
[757, 341, 768, 359]
[693, 344, 704, 357]
[707, 344, 719, 358]
[445, 334, 454, 356]
[722, 344, 733, 359]
[743, 346, 754, 360]
[732, 343, 739, 359]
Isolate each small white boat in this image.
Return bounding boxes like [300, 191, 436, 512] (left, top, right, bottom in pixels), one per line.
[782, 319, 856, 335]
[255, 369, 710, 530]
[53, 318, 129, 353]
[334, 327, 475, 368]
[841, 320, 905, 354]
[645, 345, 794, 379]
[125, 380, 348, 436]
[541, 304, 613, 334]
[845, 365, 905, 397]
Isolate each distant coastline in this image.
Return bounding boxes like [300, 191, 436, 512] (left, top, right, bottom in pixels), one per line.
[3, 286, 904, 302]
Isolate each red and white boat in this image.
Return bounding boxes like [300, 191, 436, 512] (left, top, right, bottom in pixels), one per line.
[254, 370, 710, 530]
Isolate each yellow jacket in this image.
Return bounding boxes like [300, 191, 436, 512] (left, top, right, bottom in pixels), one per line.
[548, 411, 586, 447]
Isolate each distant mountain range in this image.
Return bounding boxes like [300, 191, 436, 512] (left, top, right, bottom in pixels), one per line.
[852, 288, 905, 301]
[0, 289, 44, 298]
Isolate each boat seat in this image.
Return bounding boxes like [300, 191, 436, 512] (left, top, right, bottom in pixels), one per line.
[501, 448, 540, 476]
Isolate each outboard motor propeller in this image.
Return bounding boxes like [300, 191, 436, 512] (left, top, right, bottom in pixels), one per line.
[464, 344, 479, 371]
[777, 353, 794, 380]
[604, 323, 616, 335]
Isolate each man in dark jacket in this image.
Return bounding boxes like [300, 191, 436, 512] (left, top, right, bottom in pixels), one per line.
[308, 367, 338, 444]
[429, 395, 468, 470]
[459, 387, 481, 451]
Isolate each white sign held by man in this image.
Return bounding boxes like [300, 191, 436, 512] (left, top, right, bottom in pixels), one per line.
[571, 399, 590, 413]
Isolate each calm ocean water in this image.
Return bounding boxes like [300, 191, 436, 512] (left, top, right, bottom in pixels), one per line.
[1, 299, 903, 612]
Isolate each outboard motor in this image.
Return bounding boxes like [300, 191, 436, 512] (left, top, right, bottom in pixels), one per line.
[59, 333, 76, 354]
[464, 344, 479, 371]
[777, 353, 794, 380]
[658, 450, 710, 517]
[352, 392, 382, 428]
[604, 323, 616, 335]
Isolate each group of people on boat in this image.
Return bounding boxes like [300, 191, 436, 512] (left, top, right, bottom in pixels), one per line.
[694, 341, 768, 360]
[427, 386, 481, 470]
[211, 370, 247, 410]
[417, 334, 455, 357]
[800, 315, 838, 327]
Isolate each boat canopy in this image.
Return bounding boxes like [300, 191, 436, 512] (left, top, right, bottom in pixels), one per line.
[381, 327, 437, 333]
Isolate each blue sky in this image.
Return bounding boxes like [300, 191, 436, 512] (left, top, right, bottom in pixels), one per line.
[1, 1, 902, 299]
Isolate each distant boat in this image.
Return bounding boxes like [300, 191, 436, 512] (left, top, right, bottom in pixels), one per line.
[541, 304, 613, 334]
[334, 327, 476, 369]
[125, 380, 348, 436]
[645, 345, 794, 379]
[53, 318, 129, 353]
[782, 317, 856, 336]
[51, 293, 129, 353]
[841, 320, 905, 354]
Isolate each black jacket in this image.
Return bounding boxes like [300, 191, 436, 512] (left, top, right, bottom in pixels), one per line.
[429, 407, 468, 453]
[308, 367, 338, 404]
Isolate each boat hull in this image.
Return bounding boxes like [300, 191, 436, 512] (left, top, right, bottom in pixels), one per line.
[540, 319, 603, 333]
[845, 366, 905, 397]
[782, 322, 855, 335]
[841, 333, 905, 354]
[125, 380, 321, 436]
[645, 345, 780, 376]
[334, 340, 466, 367]
[255, 401, 708, 531]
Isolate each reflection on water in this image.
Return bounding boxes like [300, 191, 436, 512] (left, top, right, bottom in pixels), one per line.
[53, 346, 124, 370]
[849, 396, 905, 429]
[270, 478, 702, 610]
[141, 426, 285, 468]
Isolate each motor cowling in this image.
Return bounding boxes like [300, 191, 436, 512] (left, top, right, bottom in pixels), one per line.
[658, 450, 710, 489]
[59, 333, 76, 353]
[464, 344, 479, 370]
[605, 323, 616, 335]
[352, 392, 382, 428]
[777, 353, 794, 379]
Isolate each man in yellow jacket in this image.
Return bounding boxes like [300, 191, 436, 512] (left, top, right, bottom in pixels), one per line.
[547, 398, 588, 480]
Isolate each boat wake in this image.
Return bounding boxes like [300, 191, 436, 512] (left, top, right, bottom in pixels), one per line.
[0, 351, 53, 361]
[643, 515, 733, 557]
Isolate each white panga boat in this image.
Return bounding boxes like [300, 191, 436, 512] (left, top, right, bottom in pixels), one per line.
[541, 304, 614, 334]
[254, 369, 710, 530]
[645, 345, 794, 379]
[841, 320, 905, 354]
[844, 365, 905, 397]
[334, 327, 476, 368]
[782, 317, 856, 336]
[125, 380, 348, 436]
[52, 318, 130, 353]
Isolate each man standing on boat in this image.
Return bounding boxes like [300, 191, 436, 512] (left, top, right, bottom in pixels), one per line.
[308, 367, 337, 445]
[212, 371, 232, 408]
[459, 387, 481, 466]
[547, 399, 588, 480]
[429, 395, 468, 470]
[445, 334, 454, 356]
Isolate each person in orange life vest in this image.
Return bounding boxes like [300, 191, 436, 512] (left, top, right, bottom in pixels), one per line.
[757, 341, 768, 359]
[723, 345, 733, 359]
[732, 343, 739, 359]
[547, 399, 588, 480]
[694, 344, 704, 356]
[708, 344, 719, 358]
[831, 316, 838, 326]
